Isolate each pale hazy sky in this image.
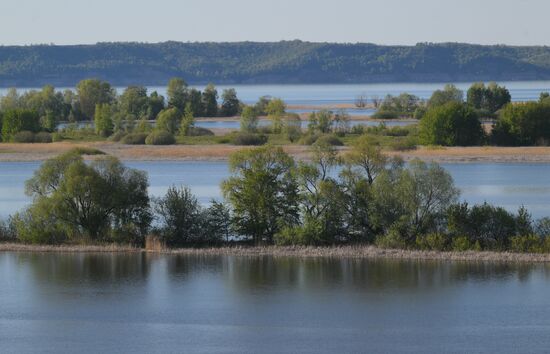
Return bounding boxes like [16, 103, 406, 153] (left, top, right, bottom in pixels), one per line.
[0, 0, 548, 45]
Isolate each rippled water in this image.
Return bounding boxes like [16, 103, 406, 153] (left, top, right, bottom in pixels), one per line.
[1, 252, 549, 353]
[1, 161, 550, 219]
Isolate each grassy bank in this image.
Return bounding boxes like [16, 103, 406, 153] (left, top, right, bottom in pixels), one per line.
[3, 243, 550, 263]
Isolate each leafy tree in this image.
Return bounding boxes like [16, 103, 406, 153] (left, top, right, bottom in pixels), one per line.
[147, 91, 165, 120]
[94, 104, 113, 137]
[419, 102, 484, 146]
[240, 106, 258, 133]
[203, 200, 232, 243]
[187, 88, 203, 117]
[20, 151, 151, 243]
[467, 82, 511, 114]
[76, 79, 116, 120]
[0, 88, 21, 111]
[179, 103, 195, 136]
[154, 185, 204, 245]
[266, 98, 286, 133]
[428, 84, 463, 108]
[492, 101, 550, 146]
[254, 96, 272, 116]
[156, 107, 182, 134]
[1, 109, 40, 141]
[222, 146, 300, 244]
[344, 135, 388, 184]
[167, 77, 188, 111]
[220, 88, 240, 117]
[201, 84, 219, 117]
[309, 109, 333, 133]
[119, 86, 148, 118]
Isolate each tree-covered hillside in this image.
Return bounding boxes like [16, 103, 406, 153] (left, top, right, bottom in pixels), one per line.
[1, 41, 550, 86]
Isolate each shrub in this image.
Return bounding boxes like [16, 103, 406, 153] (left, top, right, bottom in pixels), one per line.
[299, 133, 321, 145]
[451, 236, 471, 252]
[122, 133, 148, 145]
[315, 135, 343, 146]
[416, 233, 448, 251]
[510, 235, 543, 253]
[375, 230, 407, 249]
[390, 136, 417, 151]
[0, 218, 15, 241]
[52, 132, 63, 142]
[372, 111, 400, 119]
[34, 132, 53, 143]
[109, 131, 126, 142]
[13, 131, 35, 143]
[71, 147, 106, 155]
[231, 132, 268, 146]
[350, 125, 365, 135]
[285, 125, 302, 142]
[146, 131, 176, 145]
[187, 127, 215, 136]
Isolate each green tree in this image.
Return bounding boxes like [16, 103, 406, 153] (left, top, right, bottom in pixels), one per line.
[76, 79, 116, 120]
[147, 91, 166, 120]
[156, 107, 182, 134]
[188, 88, 203, 117]
[222, 146, 300, 244]
[94, 104, 113, 137]
[119, 86, 148, 118]
[167, 77, 188, 111]
[220, 88, 240, 117]
[201, 84, 219, 117]
[266, 98, 286, 133]
[1, 109, 40, 141]
[492, 101, 550, 146]
[419, 102, 484, 146]
[179, 103, 195, 136]
[20, 151, 151, 243]
[467, 82, 511, 114]
[428, 84, 463, 108]
[240, 106, 259, 133]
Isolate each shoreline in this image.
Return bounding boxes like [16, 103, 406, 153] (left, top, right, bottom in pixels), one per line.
[2, 243, 550, 263]
[1, 142, 550, 163]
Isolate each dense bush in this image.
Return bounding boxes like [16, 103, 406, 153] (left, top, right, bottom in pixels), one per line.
[145, 131, 176, 145]
[34, 132, 53, 143]
[122, 133, 148, 145]
[12, 131, 35, 143]
[315, 134, 343, 146]
[187, 127, 215, 136]
[231, 132, 267, 146]
[492, 101, 550, 146]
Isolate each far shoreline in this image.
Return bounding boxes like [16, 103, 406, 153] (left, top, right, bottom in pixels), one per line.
[2, 243, 550, 263]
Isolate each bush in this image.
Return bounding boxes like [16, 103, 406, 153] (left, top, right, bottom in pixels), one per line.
[0, 218, 15, 241]
[12, 131, 35, 143]
[299, 133, 321, 145]
[350, 125, 365, 135]
[231, 132, 268, 146]
[110, 131, 126, 142]
[416, 233, 448, 251]
[146, 131, 176, 145]
[34, 132, 53, 143]
[390, 136, 417, 151]
[122, 133, 148, 145]
[451, 236, 471, 252]
[285, 125, 302, 142]
[315, 135, 343, 146]
[187, 127, 215, 136]
[510, 235, 543, 253]
[375, 230, 407, 249]
[372, 111, 400, 119]
[52, 132, 63, 142]
[71, 147, 106, 156]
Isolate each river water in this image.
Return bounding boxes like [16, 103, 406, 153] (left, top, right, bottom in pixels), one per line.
[1, 161, 550, 220]
[1, 252, 549, 353]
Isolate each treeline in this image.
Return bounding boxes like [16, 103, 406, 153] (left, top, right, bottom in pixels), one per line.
[2, 144, 550, 254]
[2, 42, 550, 86]
[0, 78, 242, 142]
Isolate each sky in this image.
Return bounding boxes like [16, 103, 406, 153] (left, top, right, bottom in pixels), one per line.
[0, 0, 548, 46]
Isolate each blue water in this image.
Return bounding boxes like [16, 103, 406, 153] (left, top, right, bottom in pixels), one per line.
[2, 161, 550, 220]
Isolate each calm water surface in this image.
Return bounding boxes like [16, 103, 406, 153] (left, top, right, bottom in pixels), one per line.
[1, 252, 550, 353]
[1, 161, 550, 219]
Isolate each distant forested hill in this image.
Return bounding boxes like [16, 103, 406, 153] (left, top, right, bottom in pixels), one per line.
[1, 41, 550, 86]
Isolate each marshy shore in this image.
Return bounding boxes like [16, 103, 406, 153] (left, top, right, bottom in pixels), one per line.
[2, 141, 550, 163]
[3, 243, 550, 263]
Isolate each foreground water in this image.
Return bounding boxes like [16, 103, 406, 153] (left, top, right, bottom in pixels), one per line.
[1, 161, 550, 219]
[1, 252, 549, 353]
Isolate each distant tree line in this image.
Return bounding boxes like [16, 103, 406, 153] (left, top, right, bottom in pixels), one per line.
[2, 145, 550, 254]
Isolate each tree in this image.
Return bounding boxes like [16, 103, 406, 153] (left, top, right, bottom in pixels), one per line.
[154, 185, 204, 245]
[428, 84, 463, 108]
[201, 84, 218, 117]
[492, 101, 550, 146]
[240, 106, 258, 133]
[187, 88, 203, 117]
[167, 77, 188, 111]
[222, 146, 300, 244]
[147, 91, 165, 120]
[467, 82, 511, 114]
[20, 151, 151, 243]
[94, 104, 113, 137]
[76, 79, 116, 120]
[1, 109, 40, 141]
[119, 86, 148, 118]
[266, 98, 286, 133]
[179, 103, 195, 136]
[220, 88, 240, 117]
[203, 200, 232, 243]
[344, 135, 388, 184]
[156, 107, 182, 134]
[419, 102, 484, 146]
